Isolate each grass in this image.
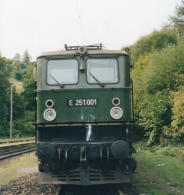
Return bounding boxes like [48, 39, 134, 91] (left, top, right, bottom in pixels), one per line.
[0, 152, 37, 185]
[133, 142, 184, 195]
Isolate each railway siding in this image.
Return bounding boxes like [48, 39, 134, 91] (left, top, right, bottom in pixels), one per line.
[0, 140, 35, 160]
[0, 140, 35, 147]
[0, 141, 35, 154]
[0, 137, 34, 144]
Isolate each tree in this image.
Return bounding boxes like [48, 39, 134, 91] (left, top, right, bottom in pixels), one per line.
[22, 63, 35, 110]
[14, 53, 21, 62]
[12, 51, 31, 81]
[23, 51, 31, 67]
[170, 0, 184, 36]
[18, 62, 35, 137]
[128, 29, 177, 65]
[129, 27, 184, 144]
[0, 57, 10, 136]
[0, 52, 35, 137]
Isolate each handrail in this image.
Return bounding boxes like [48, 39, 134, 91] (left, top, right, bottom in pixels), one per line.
[131, 79, 135, 121]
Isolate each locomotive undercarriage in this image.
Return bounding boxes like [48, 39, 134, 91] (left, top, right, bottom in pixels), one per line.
[38, 163, 132, 185]
[36, 124, 136, 185]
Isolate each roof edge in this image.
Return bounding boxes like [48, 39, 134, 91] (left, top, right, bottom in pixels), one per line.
[37, 49, 128, 58]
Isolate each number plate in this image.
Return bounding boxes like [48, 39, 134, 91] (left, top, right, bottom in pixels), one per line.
[67, 99, 98, 107]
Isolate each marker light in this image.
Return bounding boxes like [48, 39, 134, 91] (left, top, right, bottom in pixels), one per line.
[112, 98, 120, 106]
[110, 107, 123, 120]
[43, 108, 56, 121]
[45, 99, 54, 108]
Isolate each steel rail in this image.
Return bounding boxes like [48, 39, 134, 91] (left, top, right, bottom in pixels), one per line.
[57, 184, 130, 195]
[0, 147, 36, 160]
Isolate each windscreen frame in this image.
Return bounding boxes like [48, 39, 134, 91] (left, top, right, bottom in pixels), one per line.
[86, 58, 119, 85]
[46, 58, 79, 86]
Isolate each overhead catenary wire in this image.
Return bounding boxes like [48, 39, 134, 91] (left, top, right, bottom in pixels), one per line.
[76, 0, 85, 45]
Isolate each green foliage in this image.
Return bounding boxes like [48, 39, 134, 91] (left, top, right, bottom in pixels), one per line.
[0, 51, 35, 138]
[138, 92, 171, 145]
[23, 51, 31, 66]
[129, 29, 177, 65]
[22, 63, 35, 110]
[141, 42, 184, 94]
[13, 92, 25, 119]
[130, 27, 184, 144]
[169, 88, 184, 140]
[0, 57, 10, 136]
[13, 110, 34, 137]
[11, 51, 32, 81]
[160, 148, 176, 157]
[12, 55, 35, 137]
[170, 0, 184, 35]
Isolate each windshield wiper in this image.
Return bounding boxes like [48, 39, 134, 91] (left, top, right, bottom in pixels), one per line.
[49, 73, 64, 88]
[88, 72, 104, 87]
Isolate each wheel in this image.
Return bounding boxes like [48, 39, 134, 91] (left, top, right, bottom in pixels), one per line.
[128, 158, 137, 173]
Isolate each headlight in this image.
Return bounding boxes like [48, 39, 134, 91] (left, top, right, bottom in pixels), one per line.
[110, 107, 123, 119]
[43, 108, 56, 121]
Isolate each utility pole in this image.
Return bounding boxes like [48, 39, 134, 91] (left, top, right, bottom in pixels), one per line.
[10, 83, 14, 139]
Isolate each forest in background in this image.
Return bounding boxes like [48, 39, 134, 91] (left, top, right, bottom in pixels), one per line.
[126, 0, 184, 145]
[0, 51, 35, 137]
[0, 1, 184, 144]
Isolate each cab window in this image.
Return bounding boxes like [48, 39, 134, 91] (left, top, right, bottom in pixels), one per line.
[47, 59, 78, 85]
[87, 59, 118, 84]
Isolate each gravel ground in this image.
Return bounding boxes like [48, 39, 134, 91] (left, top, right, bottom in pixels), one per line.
[0, 173, 59, 195]
[0, 174, 139, 195]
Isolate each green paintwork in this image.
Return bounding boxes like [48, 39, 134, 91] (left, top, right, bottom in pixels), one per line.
[36, 51, 132, 124]
[37, 88, 131, 123]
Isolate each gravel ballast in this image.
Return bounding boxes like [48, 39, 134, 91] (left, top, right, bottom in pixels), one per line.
[0, 173, 59, 195]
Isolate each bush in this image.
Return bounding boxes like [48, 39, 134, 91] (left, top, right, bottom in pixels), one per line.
[169, 87, 184, 141]
[129, 29, 177, 65]
[130, 31, 184, 144]
[13, 119, 34, 137]
[137, 91, 171, 145]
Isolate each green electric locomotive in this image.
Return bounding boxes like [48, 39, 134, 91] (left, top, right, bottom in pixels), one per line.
[34, 44, 136, 185]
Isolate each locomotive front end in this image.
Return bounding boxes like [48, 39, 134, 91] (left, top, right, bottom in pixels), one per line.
[34, 45, 136, 185]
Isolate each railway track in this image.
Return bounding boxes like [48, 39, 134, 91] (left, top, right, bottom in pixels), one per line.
[57, 184, 136, 195]
[0, 147, 36, 160]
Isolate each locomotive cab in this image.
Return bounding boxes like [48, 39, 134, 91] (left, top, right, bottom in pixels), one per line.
[34, 45, 136, 185]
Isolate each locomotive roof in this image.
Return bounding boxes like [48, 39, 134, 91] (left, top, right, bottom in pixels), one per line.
[37, 49, 128, 58]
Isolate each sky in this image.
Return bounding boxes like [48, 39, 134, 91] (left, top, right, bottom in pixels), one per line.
[0, 0, 181, 60]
